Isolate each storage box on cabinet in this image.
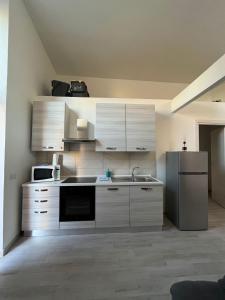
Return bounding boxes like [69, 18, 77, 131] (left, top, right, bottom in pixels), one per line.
[96, 186, 129, 227]
[31, 101, 69, 151]
[130, 186, 163, 226]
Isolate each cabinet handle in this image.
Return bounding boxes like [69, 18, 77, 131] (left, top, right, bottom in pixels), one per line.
[106, 147, 117, 150]
[34, 200, 48, 203]
[34, 188, 48, 192]
[136, 147, 147, 151]
[42, 146, 54, 149]
[141, 187, 152, 191]
[107, 188, 119, 191]
[34, 210, 48, 214]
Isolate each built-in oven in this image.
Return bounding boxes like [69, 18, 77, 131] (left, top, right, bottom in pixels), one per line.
[60, 186, 95, 222]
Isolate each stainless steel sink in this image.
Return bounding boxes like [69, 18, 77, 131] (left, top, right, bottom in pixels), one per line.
[111, 176, 132, 182]
[111, 176, 157, 183]
[133, 176, 157, 182]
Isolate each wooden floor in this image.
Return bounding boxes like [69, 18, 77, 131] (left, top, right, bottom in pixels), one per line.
[1, 199, 225, 300]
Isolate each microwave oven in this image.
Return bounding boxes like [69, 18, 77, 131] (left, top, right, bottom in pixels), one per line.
[31, 165, 56, 182]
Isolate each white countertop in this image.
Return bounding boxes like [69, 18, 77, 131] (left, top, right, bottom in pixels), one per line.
[22, 175, 164, 187]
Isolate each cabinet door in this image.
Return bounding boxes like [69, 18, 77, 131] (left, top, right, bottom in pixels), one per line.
[32, 101, 66, 151]
[130, 186, 163, 227]
[126, 104, 155, 151]
[96, 103, 126, 151]
[96, 186, 129, 227]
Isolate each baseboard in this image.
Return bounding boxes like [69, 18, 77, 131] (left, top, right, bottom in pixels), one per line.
[23, 226, 163, 237]
[1, 234, 19, 256]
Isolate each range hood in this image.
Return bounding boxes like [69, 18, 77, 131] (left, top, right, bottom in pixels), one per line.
[62, 138, 96, 143]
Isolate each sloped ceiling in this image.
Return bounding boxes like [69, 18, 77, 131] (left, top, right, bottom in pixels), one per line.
[24, 0, 225, 83]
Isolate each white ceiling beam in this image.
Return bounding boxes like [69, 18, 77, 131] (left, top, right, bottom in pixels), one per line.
[171, 53, 225, 112]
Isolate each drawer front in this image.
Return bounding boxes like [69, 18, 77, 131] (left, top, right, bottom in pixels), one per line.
[60, 221, 96, 229]
[23, 186, 59, 198]
[23, 197, 59, 209]
[96, 186, 129, 227]
[22, 208, 59, 231]
[130, 186, 163, 226]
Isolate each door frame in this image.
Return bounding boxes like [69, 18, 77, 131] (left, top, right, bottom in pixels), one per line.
[195, 120, 225, 151]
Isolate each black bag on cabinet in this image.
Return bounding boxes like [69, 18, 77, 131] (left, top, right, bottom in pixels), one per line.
[70, 81, 89, 97]
[51, 80, 70, 96]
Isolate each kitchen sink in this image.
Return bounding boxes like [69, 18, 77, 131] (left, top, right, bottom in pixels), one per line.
[133, 176, 157, 182]
[111, 176, 157, 183]
[111, 176, 132, 182]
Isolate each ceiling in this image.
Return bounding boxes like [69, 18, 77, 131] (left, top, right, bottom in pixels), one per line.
[24, 0, 225, 83]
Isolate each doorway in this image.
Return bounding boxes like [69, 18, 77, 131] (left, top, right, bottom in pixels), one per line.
[198, 124, 225, 228]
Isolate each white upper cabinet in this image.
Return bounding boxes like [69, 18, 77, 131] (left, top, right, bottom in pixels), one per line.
[95, 103, 155, 152]
[95, 103, 126, 151]
[126, 104, 155, 151]
[32, 101, 69, 151]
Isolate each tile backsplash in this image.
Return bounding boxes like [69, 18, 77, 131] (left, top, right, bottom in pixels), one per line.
[35, 144, 156, 177]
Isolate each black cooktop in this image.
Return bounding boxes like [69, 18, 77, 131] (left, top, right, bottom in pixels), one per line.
[62, 177, 97, 183]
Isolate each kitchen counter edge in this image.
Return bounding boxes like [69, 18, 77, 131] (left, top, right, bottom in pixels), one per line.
[22, 177, 164, 187]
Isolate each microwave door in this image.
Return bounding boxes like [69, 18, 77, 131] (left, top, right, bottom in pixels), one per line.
[33, 167, 54, 182]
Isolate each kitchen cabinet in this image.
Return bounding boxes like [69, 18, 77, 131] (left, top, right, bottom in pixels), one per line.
[31, 101, 69, 151]
[95, 103, 155, 152]
[95, 103, 126, 151]
[130, 186, 163, 226]
[96, 186, 129, 227]
[22, 186, 59, 231]
[126, 104, 155, 151]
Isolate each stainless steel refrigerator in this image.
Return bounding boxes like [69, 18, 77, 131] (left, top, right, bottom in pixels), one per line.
[166, 151, 208, 230]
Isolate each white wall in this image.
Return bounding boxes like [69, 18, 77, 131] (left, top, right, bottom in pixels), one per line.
[2, 0, 55, 253]
[0, 0, 9, 255]
[57, 75, 187, 99]
[170, 102, 225, 152]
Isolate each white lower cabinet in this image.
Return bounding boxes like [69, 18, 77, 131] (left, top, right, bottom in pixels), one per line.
[22, 186, 59, 231]
[96, 186, 130, 227]
[130, 186, 163, 226]
[96, 185, 163, 228]
[22, 184, 163, 232]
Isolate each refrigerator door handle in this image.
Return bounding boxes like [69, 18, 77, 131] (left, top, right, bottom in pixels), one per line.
[178, 172, 208, 175]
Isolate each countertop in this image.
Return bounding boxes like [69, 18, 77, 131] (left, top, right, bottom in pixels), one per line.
[22, 175, 164, 187]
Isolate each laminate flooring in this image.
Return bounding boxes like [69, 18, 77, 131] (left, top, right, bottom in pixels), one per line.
[1, 199, 225, 300]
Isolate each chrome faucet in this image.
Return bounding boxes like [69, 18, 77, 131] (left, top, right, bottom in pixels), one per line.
[131, 166, 140, 182]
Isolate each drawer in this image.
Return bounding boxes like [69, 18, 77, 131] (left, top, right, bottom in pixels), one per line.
[23, 197, 59, 209]
[60, 221, 96, 229]
[22, 208, 59, 231]
[23, 186, 59, 198]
